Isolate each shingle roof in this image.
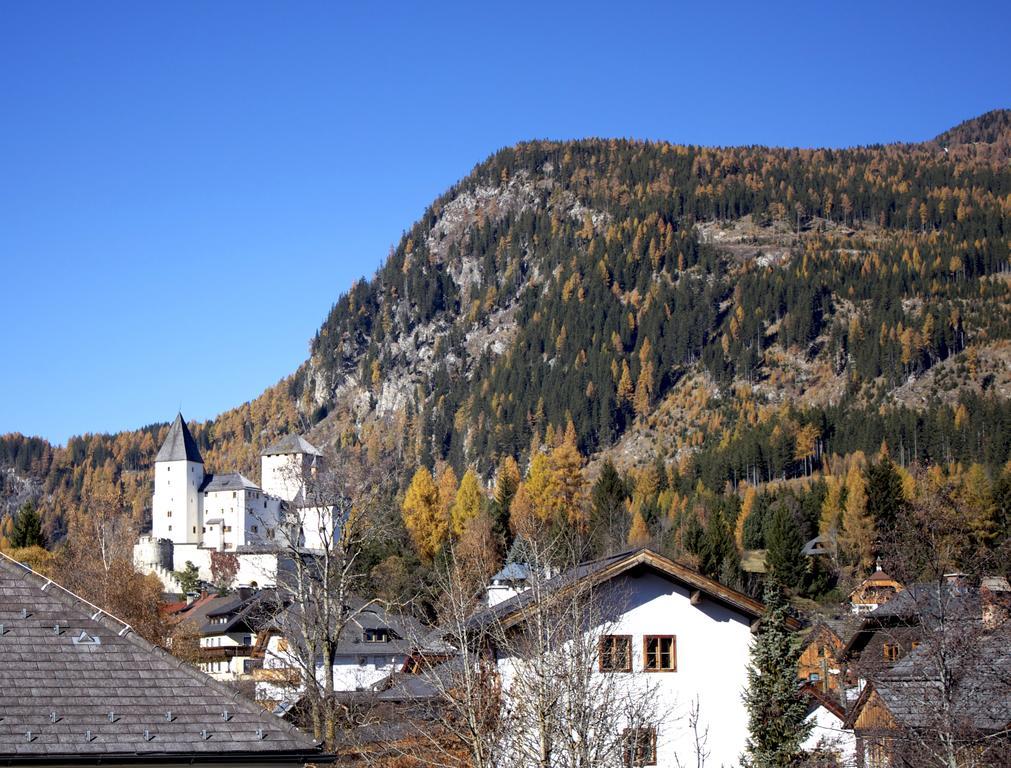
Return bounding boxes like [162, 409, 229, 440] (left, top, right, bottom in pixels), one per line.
[266, 598, 428, 658]
[177, 590, 279, 636]
[841, 582, 986, 659]
[0, 553, 319, 763]
[261, 435, 321, 457]
[200, 472, 260, 493]
[155, 413, 204, 464]
[847, 630, 1011, 732]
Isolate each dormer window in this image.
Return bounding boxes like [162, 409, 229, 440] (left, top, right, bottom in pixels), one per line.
[363, 628, 391, 643]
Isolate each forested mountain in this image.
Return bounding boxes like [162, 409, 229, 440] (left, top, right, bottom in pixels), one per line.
[3, 111, 1010, 572]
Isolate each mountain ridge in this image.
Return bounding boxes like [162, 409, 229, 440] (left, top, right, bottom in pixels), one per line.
[3, 110, 1011, 535]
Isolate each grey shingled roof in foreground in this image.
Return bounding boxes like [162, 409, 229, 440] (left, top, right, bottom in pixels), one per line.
[155, 413, 204, 464]
[0, 553, 320, 764]
[261, 435, 321, 457]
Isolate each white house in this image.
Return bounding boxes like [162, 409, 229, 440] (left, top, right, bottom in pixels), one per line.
[382, 548, 776, 768]
[254, 601, 430, 711]
[167, 588, 271, 681]
[134, 413, 329, 589]
[802, 685, 857, 764]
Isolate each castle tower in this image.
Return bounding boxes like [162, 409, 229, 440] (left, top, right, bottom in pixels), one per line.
[152, 413, 204, 545]
[260, 434, 321, 502]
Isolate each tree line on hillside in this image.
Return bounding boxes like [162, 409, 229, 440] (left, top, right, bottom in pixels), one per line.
[2, 117, 1010, 566]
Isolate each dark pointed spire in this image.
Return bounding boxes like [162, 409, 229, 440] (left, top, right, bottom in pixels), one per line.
[155, 413, 203, 464]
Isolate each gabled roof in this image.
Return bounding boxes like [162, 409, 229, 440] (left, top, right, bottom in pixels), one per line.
[201, 472, 260, 493]
[843, 630, 1011, 732]
[0, 553, 319, 763]
[802, 617, 855, 649]
[467, 547, 779, 632]
[261, 435, 322, 457]
[155, 413, 204, 464]
[841, 582, 984, 658]
[177, 590, 280, 636]
[264, 597, 430, 658]
[801, 683, 847, 721]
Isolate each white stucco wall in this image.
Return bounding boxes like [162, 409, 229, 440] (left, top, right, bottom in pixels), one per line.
[255, 634, 407, 704]
[202, 488, 245, 549]
[803, 704, 856, 765]
[261, 453, 310, 502]
[496, 572, 754, 768]
[234, 553, 282, 587]
[152, 459, 203, 544]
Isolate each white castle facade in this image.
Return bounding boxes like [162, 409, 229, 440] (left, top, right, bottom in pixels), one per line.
[134, 413, 327, 591]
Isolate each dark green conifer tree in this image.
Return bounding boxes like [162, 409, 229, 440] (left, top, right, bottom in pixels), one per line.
[174, 561, 201, 594]
[865, 457, 906, 536]
[589, 459, 629, 555]
[700, 510, 737, 581]
[742, 580, 812, 767]
[764, 506, 806, 590]
[10, 501, 46, 549]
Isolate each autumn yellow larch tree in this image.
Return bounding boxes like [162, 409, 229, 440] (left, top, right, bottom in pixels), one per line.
[547, 424, 586, 526]
[839, 463, 875, 573]
[627, 509, 651, 547]
[961, 463, 997, 546]
[633, 359, 655, 417]
[402, 467, 447, 563]
[819, 475, 844, 542]
[617, 360, 634, 404]
[436, 465, 459, 524]
[794, 423, 819, 476]
[509, 453, 553, 535]
[451, 469, 485, 538]
[735, 485, 757, 551]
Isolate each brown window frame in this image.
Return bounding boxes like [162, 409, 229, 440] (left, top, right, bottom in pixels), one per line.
[882, 642, 900, 662]
[598, 634, 632, 673]
[623, 726, 657, 766]
[643, 635, 677, 672]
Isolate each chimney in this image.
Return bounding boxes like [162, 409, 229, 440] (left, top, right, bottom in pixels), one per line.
[236, 585, 255, 602]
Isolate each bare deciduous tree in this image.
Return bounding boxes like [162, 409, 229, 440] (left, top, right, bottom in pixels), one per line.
[265, 445, 396, 748]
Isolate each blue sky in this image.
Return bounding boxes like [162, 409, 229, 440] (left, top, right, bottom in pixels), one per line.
[2, 1, 1009, 444]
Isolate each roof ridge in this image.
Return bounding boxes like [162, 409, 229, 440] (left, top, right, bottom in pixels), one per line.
[0, 551, 135, 637]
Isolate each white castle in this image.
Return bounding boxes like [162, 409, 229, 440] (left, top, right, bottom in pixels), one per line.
[134, 413, 326, 591]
